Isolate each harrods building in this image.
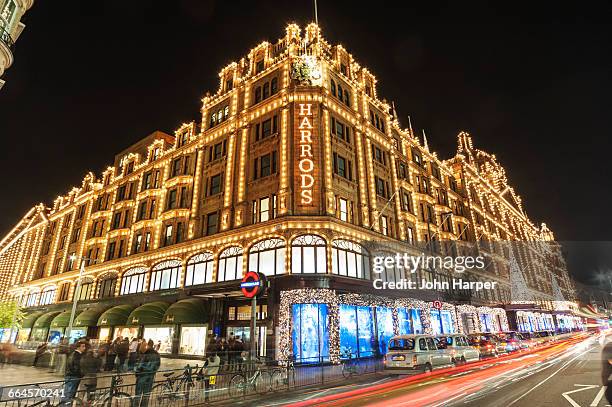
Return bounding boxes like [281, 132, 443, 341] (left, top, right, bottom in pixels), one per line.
[0, 23, 579, 362]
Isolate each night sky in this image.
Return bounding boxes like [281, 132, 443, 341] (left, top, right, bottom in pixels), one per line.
[1, 1, 610, 283]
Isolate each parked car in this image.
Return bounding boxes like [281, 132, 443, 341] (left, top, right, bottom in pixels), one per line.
[384, 334, 454, 374]
[498, 331, 526, 351]
[436, 334, 480, 364]
[468, 333, 505, 357]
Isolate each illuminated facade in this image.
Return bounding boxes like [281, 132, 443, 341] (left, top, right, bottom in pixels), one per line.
[0, 23, 577, 358]
[0, 0, 34, 89]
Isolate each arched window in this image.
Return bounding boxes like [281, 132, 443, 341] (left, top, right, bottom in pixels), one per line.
[75, 277, 94, 301]
[337, 84, 343, 100]
[291, 235, 327, 274]
[150, 260, 181, 291]
[248, 238, 286, 276]
[373, 252, 404, 283]
[96, 272, 117, 299]
[331, 240, 370, 279]
[217, 246, 243, 282]
[26, 290, 40, 307]
[330, 80, 336, 97]
[185, 253, 214, 286]
[57, 282, 71, 302]
[343, 90, 350, 106]
[40, 287, 56, 305]
[120, 267, 147, 295]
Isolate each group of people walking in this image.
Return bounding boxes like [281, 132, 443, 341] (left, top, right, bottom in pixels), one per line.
[60, 337, 160, 407]
[207, 334, 247, 370]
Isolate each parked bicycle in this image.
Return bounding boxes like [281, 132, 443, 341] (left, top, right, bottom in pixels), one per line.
[270, 360, 295, 391]
[341, 347, 363, 378]
[228, 358, 270, 398]
[152, 365, 196, 407]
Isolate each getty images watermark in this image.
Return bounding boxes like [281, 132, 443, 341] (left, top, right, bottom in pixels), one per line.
[371, 252, 499, 291]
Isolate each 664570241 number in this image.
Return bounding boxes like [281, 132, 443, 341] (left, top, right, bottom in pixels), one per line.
[5, 387, 65, 399]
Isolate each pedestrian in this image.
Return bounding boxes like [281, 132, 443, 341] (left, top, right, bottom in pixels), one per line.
[80, 344, 101, 403]
[105, 338, 117, 371]
[202, 353, 220, 402]
[133, 340, 160, 407]
[228, 334, 236, 370]
[154, 340, 161, 352]
[56, 337, 70, 374]
[60, 340, 87, 406]
[233, 336, 245, 370]
[117, 338, 129, 371]
[33, 342, 47, 367]
[218, 338, 228, 371]
[128, 338, 139, 371]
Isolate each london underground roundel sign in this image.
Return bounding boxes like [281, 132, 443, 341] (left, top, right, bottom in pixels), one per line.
[241, 271, 266, 298]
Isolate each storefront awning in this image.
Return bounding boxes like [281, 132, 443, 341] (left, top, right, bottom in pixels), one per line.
[33, 311, 62, 329]
[162, 299, 208, 324]
[21, 312, 45, 329]
[127, 302, 169, 326]
[74, 307, 107, 327]
[50, 311, 75, 329]
[98, 304, 136, 327]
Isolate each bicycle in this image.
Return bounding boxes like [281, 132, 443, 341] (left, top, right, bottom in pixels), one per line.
[80, 372, 131, 407]
[341, 348, 362, 378]
[152, 365, 196, 407]
[228, 359, 270, 398]
[270, 360, 295, 391]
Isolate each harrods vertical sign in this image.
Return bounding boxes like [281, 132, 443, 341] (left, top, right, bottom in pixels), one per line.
[293, 101, 321, 214]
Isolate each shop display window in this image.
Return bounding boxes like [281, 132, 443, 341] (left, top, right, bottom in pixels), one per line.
[376, 307, 394, 355]
[179, 326, 207, 355]
[291, 303, 329, 363]
[143, 326, 174, 354]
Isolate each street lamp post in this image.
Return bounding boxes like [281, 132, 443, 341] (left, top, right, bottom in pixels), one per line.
[66, 255, 92, 342]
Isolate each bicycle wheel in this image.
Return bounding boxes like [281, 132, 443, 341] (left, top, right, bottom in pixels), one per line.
[228, 374, 246, 398]
[152, 384, 174, 407]
[254, 371, 271, 395]
[270, 369, 285, 391]
[342, 363, 351, 379]
[102, 392, 132, 407]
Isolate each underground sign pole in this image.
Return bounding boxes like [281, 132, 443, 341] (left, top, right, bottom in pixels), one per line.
[241, 271, 266, 363]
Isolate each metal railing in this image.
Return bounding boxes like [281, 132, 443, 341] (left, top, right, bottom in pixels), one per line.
[0, 357, 384, 406]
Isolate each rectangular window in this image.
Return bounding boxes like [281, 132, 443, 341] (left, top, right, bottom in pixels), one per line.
[381, 216, 389, 236]
[144, 232, 151, 251]
[107, 241, 116, 260]
[143, 172, 152, 189]
[171, 158, 181, 178]
[71, 228, 81, 243]
[375, 177, 386, 197]
[176, 222, 184, 243]
[167, 189, 177, 209]
[260, 197, 270, 222]
[402, 191, 412, 213]
[134, 234, 142, 253]
[407, 226, 414, 243]
[163, 224, 173, 246]
[117, 185, 126, 201]
[206, 212, 218, 236]
[179, 187, 188, 208]
[137, 201, 147, 221]
[149, 198, 156, 218]
[209, 174, 222, 195]
[338, 198, 349, 222]
[112, 212, 121, 229]
[59, 235, 66, 249]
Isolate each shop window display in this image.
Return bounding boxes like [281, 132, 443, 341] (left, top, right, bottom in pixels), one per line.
[98, 327, 111, 341]
[441, 310, 454, 333]
[143, 326, 174, 354]
[376, 307, 394, 355]
[291, 303, 329, 363]
[339, 304, 375, 358]
[113, 326, 139, 340]
[17, 328, 31, 342]
[180, 326, 207, 355]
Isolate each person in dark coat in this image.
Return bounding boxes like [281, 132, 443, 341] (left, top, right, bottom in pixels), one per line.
[133, 340, 160, 407]
[60, 340, 87, 406]
[117, 338, 129, 371]
[80, 346, 102, 401]
[104, 338, 117, 371]
[33, 342, 47, 367]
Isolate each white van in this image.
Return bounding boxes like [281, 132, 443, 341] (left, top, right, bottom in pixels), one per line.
[384, 334, 454, 374]
[435, 334, 480, 363]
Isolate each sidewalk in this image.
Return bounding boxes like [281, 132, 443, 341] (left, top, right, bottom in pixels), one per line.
[0, 357, 204, 387]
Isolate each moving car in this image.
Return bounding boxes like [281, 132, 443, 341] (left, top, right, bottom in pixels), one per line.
[498, 331, 526, 351]
[436, 334, 480, 364]
[384, 334, 454, 374]
[533, 330, 557, 344]
[468, 333, 506, 357]
[516, 332, 538, 348]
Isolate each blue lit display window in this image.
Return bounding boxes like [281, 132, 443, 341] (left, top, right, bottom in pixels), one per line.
[376, 307, 394, 355]
[291, 303, 330, 364]
[339, 304, 376, 359]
